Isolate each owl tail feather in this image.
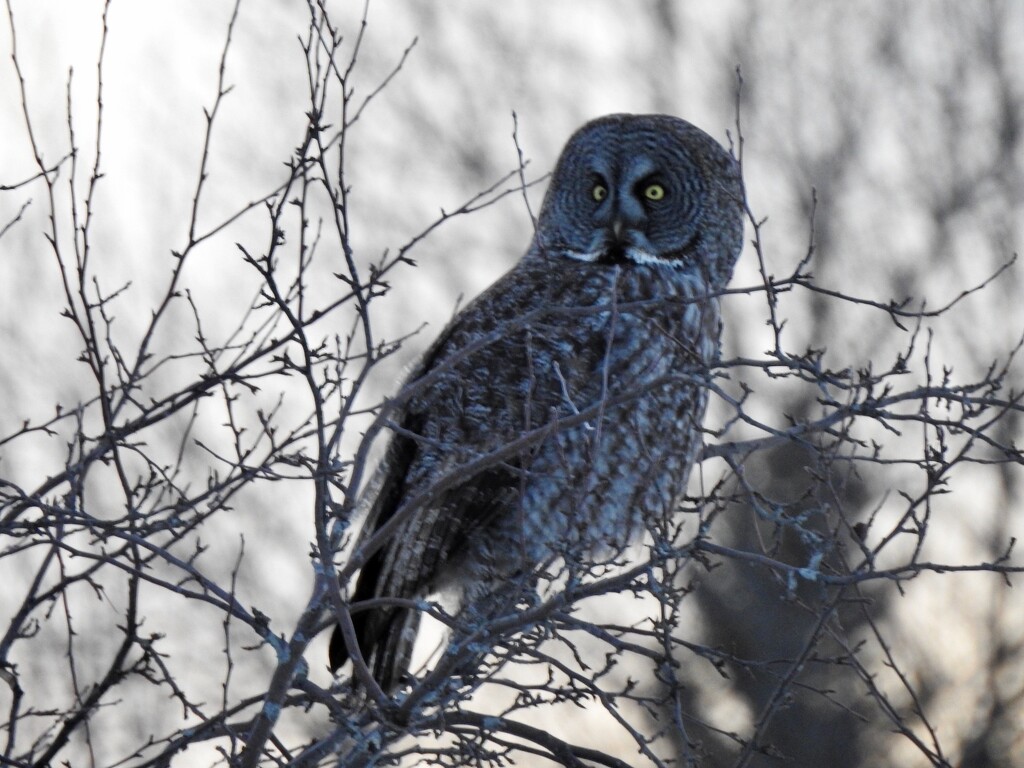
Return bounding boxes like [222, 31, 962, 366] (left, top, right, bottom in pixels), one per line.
[369, 609, 421, 694]
[328, 608, 419, 695]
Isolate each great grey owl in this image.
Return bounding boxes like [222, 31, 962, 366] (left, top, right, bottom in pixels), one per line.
[329, 113, 744, 692]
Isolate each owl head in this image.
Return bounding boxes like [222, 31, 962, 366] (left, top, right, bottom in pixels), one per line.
[532, 114, 745, 290]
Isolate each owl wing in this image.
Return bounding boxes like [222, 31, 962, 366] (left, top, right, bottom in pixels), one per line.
[329, 438, 521, 689]
[328, 270, 539, 688]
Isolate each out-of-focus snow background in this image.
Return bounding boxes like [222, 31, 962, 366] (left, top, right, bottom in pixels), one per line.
[1, 1, 1022, 765]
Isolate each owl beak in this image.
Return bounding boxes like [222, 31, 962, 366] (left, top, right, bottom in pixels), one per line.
[611, 217, 625, 242]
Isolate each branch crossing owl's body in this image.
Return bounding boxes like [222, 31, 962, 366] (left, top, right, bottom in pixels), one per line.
[330, 114, 744, 692]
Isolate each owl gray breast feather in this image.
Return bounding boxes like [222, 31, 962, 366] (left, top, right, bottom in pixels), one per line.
[329, 113, 745, 692]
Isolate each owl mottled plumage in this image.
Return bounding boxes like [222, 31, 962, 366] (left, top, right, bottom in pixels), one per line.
[329, 114, 744, 692]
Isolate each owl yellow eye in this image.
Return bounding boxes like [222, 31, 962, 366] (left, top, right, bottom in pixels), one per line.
[643, 183, 666, 201]
[592, 183, 608, 202]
